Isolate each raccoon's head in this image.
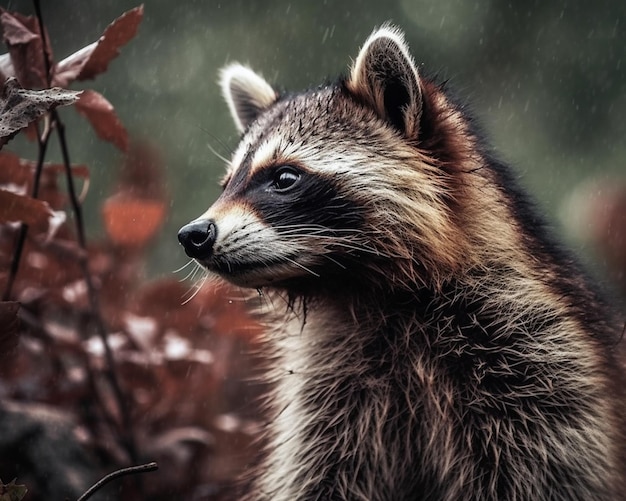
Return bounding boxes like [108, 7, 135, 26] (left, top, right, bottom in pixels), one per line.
[179, 25, 480, 293]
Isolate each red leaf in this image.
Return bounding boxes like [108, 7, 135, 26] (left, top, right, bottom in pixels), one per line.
[1, 11, 38, 44]
[0, 149, 30, 186]
[42, 163, 91, 204]
[43, 162, 90, 179]
[0, 153, 90, 208]
[74, 89, 128, 151]
[53, 5, 144, 87]
[0, 78, 81, 149]
[0, 188, 53, 226]
[0, 9, 52, 89]
[102, 195, 165, 248]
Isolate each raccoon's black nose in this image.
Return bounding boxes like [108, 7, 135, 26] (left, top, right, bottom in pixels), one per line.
[178, 219, 217, 260]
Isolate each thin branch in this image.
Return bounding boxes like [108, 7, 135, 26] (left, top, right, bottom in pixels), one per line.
[3, 121, 52, 301]
[2, 0, 56, 301]
[3, 3, 126, 454]
[17, 303, 122, 439]
[33, 0, 138, 468]
[52, 110, 138, 464]
[33, 0, 52, 87]
[4, 0, 57, 302]
[77, 462, 158, 501]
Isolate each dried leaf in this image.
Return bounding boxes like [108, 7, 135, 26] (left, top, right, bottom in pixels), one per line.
[46, 209, 67, 241]
[0, 478, 28, 501]
[124, 313, 158, 350]
[53, 5, 144, 86]
[102, 195, 165, 248]
[0, 302, 20, 364]
[0, 153, 89, 209]
[51, 43, 93, 88]
[0, 11, 38, 44]
[74, 89, 128, 151]
[43, 162, 90, 179]
[0, 53, 13, 81]
[0, 9, 51, 89]
[161, 330, 214, 364]
[0, 150, 30, 186]
[0, 78, 81, 149]
[0, 188, 53, 226]
[21, 121, 37, 141]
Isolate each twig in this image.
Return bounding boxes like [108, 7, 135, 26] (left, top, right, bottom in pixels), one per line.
[76, 462, 158, 501]
[32, 0, 52, 86]
[17, 304, 123, 439]
[53, 111, 138, 459]
[33, 0, 139, 468]
[3, 120, 52, 301]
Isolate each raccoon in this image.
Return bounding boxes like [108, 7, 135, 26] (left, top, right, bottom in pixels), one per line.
[178, 25, 626, 500]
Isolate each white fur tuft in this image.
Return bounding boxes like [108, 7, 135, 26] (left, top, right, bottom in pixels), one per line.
[220, 63, 277, 132]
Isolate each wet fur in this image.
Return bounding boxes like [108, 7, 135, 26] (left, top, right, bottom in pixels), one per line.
[186, 26, 626, 500]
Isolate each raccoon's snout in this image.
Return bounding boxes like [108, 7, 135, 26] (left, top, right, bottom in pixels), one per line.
[178, 219, 217, 260]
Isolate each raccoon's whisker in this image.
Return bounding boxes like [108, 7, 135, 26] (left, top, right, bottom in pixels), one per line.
[258, 285, 278, 311]
[284, 257, 320, 277]
[279, 233, 383, 256]
[277, 230, 365, 241]
[181, 268, 209, 305]
[324, 255, 346, 269]
[189, 261, 206, 282]
[270, 225, 381, 255]
[207, 142, 231, 165]
[307, 237, 382, 255]
[271, 224, 367, 238]
[181, 286, 200, 305]
[278, 235, 376, 255]
[173, 259, 196, 274]
[179, 261, 203, 283]
[273, 224, 365, 236]
[179, 268, 195, 283]
[197, 124, 234, 159]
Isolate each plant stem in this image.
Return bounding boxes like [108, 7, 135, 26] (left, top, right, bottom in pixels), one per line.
[53, 110, 139, 466]
[2, 11, 55, 297]
[3, 123, 51, 301]
[33, 0, 52, 86]
[76, 462, 158, 501]
[33, 0, 139, 468]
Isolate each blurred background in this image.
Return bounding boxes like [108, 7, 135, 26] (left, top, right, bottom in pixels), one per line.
[5, 0, 626, 293]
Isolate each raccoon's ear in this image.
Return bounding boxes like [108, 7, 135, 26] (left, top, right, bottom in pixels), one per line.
[347, 25, 422, 139]
[220, 63, 278, 133]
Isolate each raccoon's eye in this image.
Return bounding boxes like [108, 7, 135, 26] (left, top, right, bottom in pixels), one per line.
[271, 166, 300, 191]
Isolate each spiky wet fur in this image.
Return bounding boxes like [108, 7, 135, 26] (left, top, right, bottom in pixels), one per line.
[187, 26, 626, 500]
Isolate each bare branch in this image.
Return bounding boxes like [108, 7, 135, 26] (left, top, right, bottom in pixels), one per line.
[76, 462, 158, 501]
